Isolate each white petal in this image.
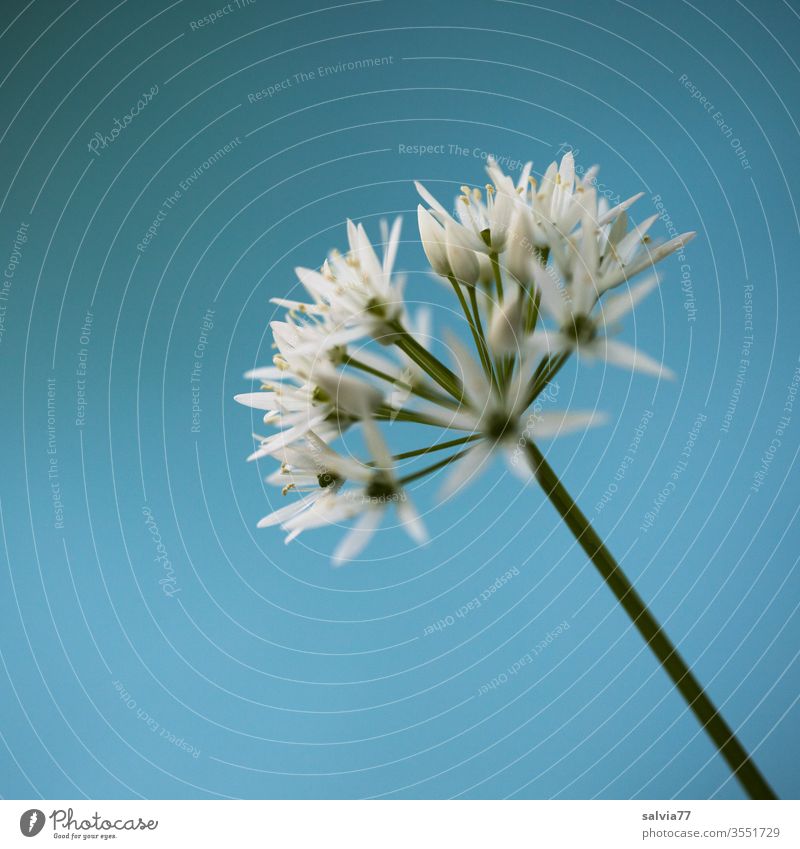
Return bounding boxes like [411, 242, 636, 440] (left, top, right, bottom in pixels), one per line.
[397, 497, 428, 544]
[502, 444, 532, 481]
[234, 392, 279, 411]
[444, 331, 489, 404]
[533, 410, 607, 438]
[254, 413, 329, 456]
[418, 205, 450, 276]
[382, 217, 402, 275]
[527, 328, 571, 359]
[258, 496, 317, 528]
[597, 192, 644, 226]
[438, 441, 493, 500]
[600, 338, 675, 379]
[599, 274, 660, 325]
[313, 366, 383, 418]
[444, 220, 480, 286]
[332, 508, 382, 566]
[532, 262, 569, 323]
[558, 151, 575, 186]
[504, 208, 535, 284]
[361, 417, 394, 472]
[244, 366, 284, 381]
[294, 266, 331, 302]
[488, 286, 525, 355]
[415, 180, 451, 219]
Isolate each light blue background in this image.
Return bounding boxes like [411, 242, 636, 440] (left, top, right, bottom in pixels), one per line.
[0, 0, 798, 799]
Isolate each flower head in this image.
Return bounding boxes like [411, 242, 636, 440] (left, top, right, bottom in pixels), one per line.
[236, 151, 695, 562]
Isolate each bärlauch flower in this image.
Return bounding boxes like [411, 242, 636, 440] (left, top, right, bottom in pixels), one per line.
[416, 157, 532, 255]
[286, 217, 407, 345]
[235, 362, 384, 459]
[277, 417, 427, 565]
[533, 263, 673, 378]
[421, 333, 605, 498]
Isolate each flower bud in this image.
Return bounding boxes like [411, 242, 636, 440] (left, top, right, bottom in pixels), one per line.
[444, 220, 480, 286]
[417, 206, 450, 277]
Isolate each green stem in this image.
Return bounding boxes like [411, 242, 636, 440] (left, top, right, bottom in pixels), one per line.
[448, 276, 494, 387]
[399, 446, 474, 485]
[524, 441, 777, 801]
[468, 285, 487, 346]
[373, 406, 442, 427]
[392, 326, 464, 403]
[526, 350, 570, 407]
[490, 250, 504, 304]
[345, 355, 456, 408]
[469, 284, 501, 391]
[392, 433, 481, 461]
[524, 288, 541, 335]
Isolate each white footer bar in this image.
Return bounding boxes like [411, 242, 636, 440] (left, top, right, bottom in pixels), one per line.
[2, 799, 797, 848]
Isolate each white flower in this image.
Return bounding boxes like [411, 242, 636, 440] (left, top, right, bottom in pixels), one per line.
[234, 363, 384, 459]
[523, 152, 642, 247]
[237, 155, 695, 562]
[547, 185, 695, 299]
[431, 334, 605, 498]
[416, 157, 531, 255]
[534, 268, 673, 378]
[279, 418, 427, 564]
[292, 218, 406, 344]
[257, 433, 345, 531]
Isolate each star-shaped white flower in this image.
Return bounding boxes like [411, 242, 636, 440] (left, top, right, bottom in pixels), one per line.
[278, 418, 427, 565]
[423, 333, 605, 498]
[533, 261, 673, 379]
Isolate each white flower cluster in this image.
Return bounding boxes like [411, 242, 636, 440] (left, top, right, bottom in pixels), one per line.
[236, 152, 694, 563]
